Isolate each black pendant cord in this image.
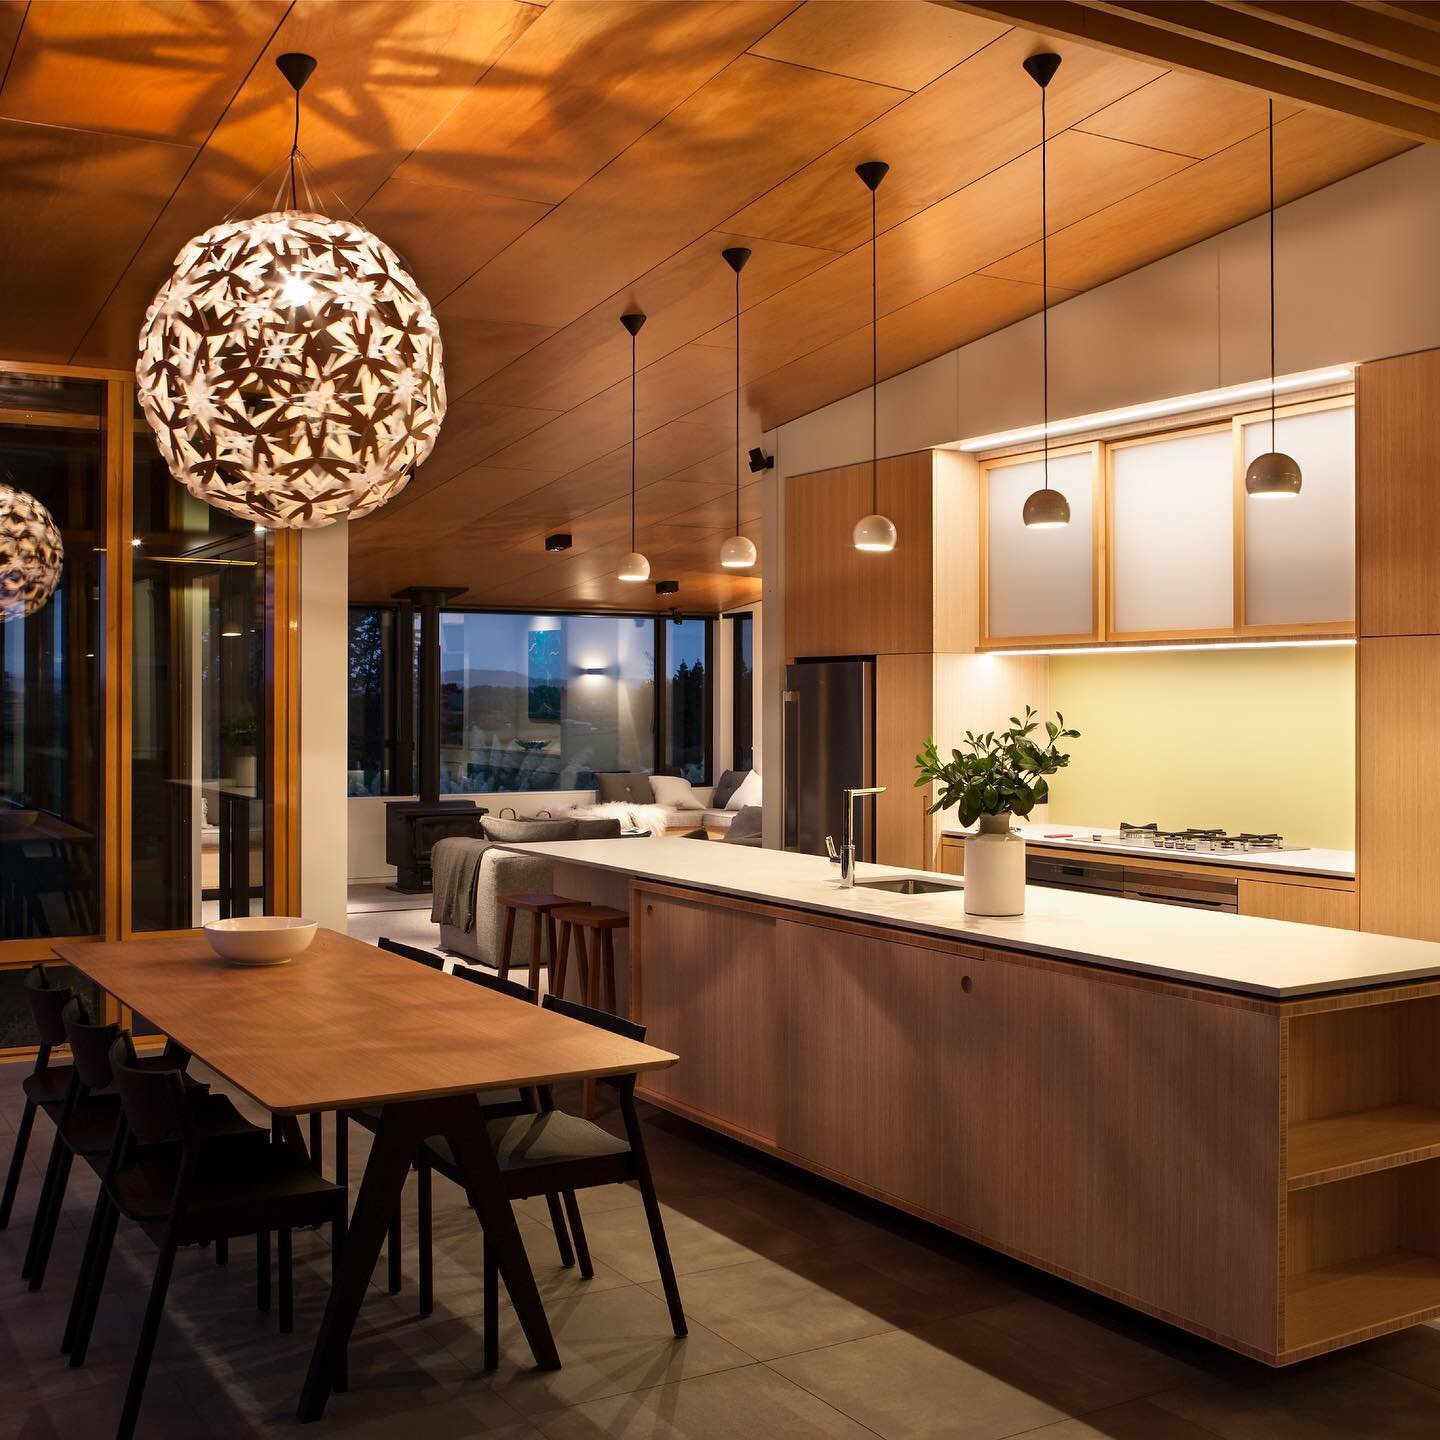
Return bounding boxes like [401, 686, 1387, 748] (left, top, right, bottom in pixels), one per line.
[1268, 97, 1276, 453]
[630, 326, 637, 550]
[1040, 76, 1050, 494]
[870, 181, 879, 512]
[289, 83, 301, 209]
[734, 265, 742, 532]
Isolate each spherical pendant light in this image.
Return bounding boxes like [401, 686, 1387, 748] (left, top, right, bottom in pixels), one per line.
[1245, 449, 1302, 498]
[617, 311, 650, 583]
[719, 534, 757, 569]
[1021, 487, 1071, 529]
[135, 54, 445, 529]
[1246, 100, 1302, 502]
[0, 481, 64, 621]
[618, 551, 651, 583]
[853, 161, 896, 555]
[852, 512, 898, 552]
[1021, 53, 1070, 531]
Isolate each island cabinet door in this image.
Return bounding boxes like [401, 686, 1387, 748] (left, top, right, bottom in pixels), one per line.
[631, 889, 779, 1145]
[945, 949, 1285, 1360]
[772, 919, 972, 1221]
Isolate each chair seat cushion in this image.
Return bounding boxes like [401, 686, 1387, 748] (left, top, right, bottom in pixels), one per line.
[426, 1110, 630, 1174]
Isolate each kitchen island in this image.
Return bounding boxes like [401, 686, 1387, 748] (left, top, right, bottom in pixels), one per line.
[506, 837, 1440, 1367]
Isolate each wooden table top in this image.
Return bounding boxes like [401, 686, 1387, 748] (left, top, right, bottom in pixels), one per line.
[53, 929, 677, 1116]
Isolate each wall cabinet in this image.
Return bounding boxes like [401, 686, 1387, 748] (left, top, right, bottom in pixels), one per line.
[981, 445, 1102, 645]
[979, 397, 1355, 648]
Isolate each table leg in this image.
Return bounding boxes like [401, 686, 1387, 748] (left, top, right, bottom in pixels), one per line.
[297, 1094, 559, 1423]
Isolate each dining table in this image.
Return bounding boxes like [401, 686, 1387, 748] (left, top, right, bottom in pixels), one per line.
[52, 927, 678, 1422]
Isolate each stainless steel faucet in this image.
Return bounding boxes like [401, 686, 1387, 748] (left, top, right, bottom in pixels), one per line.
[826, 786, 886, 887]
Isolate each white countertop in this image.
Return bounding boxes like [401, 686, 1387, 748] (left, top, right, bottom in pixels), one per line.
[502, 837, 1431, 999]
[940, 823, 1355, 880]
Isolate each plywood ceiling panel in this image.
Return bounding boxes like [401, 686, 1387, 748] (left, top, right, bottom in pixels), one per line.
[0, 0, 1415, 610]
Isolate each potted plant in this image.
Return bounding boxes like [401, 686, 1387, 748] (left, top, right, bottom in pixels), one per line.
[222, 710, 259, 790]
[914, 708, 1079, 916]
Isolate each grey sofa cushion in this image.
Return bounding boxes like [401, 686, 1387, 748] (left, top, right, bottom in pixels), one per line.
[572, 817, 624, 839]
[596, 771, 656, 804]
[711, 769, 748, 808]
[721, 805, 763, 846]
[481, 816, 578, 843]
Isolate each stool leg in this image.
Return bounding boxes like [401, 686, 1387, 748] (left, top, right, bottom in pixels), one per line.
[528, 910, 541, 993]
[544, 914, 558, 1000]
[602, 930, 618, 1016]
[498, 905, 516, 981]
[553, 923, 570, 1002]
[578, 928, 598, 1118]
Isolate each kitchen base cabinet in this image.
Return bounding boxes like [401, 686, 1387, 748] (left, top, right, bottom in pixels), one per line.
[629, 879, 1440, 1367]
[1239, 878, 1358, 930]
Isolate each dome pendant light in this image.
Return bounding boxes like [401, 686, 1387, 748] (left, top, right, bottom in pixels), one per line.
[1021, 53, 1071, 531]
[853, 161, 897, 554]
[135, 53, 446, 529]
[617, 311, 651, 583]
[1246, 99, 1302, 500]
[719, 246, 757, 571]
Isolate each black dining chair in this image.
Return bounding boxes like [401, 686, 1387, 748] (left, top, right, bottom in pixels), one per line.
[89, 1033, 346, 1440]
[2, 966, 80, 1233]
[330, 935, 449, 1295]
[59, 1000, 270, 1363]
[411, 963, 577, 1317]
[416, 991, 686, 1369]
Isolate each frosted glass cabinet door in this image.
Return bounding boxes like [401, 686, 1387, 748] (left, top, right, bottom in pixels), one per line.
[984, 449, 1097, 641]
[1110, 427, 1234, 636]
[1241, 402, 1355, 628]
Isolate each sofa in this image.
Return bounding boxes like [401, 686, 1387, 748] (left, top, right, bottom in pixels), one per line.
[431, 815, 621, 969]
[573, 768, 761, 836]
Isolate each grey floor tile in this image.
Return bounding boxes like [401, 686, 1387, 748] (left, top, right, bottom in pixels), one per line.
[532, 1362, 880, 1439]
[771, 1324, 1070, 1440]
[1017, 1397, 1226, 1439]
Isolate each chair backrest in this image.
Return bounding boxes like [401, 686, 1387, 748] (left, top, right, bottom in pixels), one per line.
[108, 1034, 189, 1146]
[63, 997, 121, 1092]
[24, 964, 74, 1048]
[378, 936, 445, 970]
[452, 963, 536, 1006]
[541, 991, 646, 1045]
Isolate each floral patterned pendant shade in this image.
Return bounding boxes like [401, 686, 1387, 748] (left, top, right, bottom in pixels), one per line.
[0, 481, 63, 621]
[136, 209, 446, 528]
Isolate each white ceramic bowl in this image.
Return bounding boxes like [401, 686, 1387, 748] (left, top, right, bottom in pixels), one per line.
[204, 916, 317, 966]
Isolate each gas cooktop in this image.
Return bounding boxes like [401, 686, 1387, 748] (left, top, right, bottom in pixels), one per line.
[1054, 823, 1307, 854]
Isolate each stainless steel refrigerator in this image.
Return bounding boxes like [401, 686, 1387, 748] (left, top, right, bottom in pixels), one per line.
[782, 659, 875, 860]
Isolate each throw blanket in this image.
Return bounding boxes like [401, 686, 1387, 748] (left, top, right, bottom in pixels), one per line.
[566, 801, 670, 836]
[430, 836, 489, 933]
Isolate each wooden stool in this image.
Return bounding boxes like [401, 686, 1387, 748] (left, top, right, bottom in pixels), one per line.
[551, 903, 629, 1016]
[497, 892, 566, 992]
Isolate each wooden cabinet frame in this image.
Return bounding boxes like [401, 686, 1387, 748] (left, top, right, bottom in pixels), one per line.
[0, 361, 300, 1048]
[978, 441, 1104, 649]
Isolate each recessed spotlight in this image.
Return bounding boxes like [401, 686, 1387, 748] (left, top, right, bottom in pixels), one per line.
[545, 532, 572, 552]
[130, 537, 143, 548]
[655, 579, 679, 596]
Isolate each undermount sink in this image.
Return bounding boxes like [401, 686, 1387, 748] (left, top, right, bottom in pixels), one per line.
[852, 875, 964, 895]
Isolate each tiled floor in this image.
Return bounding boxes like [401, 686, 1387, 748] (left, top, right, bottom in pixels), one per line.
[2, 1069, 1439, 1440]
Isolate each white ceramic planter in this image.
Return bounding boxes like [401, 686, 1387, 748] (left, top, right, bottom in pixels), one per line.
[964, 813, 1026, 916]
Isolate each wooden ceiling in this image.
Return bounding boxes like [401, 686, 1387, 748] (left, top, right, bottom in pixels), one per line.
[0, 1, 1417, 612]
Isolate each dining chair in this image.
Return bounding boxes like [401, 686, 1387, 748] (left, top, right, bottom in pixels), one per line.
[1, 966, 79, 1233]
[93, 1033, 346, 1440]
[416, 991, 686, 1370]
[331, 935, 448, 1295]
[412, 963, 577, 1317]
[59, 1001, 270, 1364]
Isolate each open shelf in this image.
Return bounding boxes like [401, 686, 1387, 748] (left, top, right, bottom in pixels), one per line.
[1288, 1104, 1440, 1190]
[1285, 1250, 1440, 1357]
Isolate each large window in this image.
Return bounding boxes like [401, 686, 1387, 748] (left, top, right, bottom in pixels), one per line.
[731, 613, 753, 771]
[347, 606, 716, 794]
[663, 617, 710, 783]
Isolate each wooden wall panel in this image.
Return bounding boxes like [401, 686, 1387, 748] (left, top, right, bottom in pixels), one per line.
[1357, 350, 1440, 639]
[784, 450, 935, 660]
[875, 652, 933, 869]
[1359, 635, 1440, 940]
